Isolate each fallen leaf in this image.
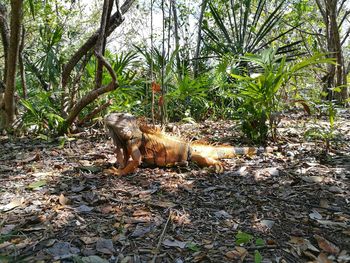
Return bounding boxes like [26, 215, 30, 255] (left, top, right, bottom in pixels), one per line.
[225, 247, 248, 261]
[59, 193, 70, 205]
[317, 252, 333, 263]
[314, 234, 340, 254]
[289, 236, 319, 253]
[130, 224, 153, 238]
[328, 186, 344, 193]
[19, 152, 40, 163]
[214, 210, 232, 219]
[162, 239, 187, 249]
[80, 236, 98, 245]
[76, 205, 93, 213]
[0, 224, 16, 235]
[316, 220, 347, 228]
[309, 210, 323, 220]
[46, 242, 80, 260]
[301, 176, 324, 183]
[96, 238, 115, 255]
[133, 209, 151, 217]
[82, 255, 109, 263]
[149, 200, 176, 209]
[27, 180, 47, 190]
[260, 219, 275, 229]
[0, 198, 24, 212]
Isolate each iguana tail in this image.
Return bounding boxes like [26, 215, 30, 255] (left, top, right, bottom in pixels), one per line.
[190, 144, 275, 162]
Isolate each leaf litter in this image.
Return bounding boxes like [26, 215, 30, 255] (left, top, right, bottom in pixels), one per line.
[0, 111, 349, 262]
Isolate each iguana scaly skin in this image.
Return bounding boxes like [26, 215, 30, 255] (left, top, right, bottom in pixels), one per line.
[105, 112, 273, 175]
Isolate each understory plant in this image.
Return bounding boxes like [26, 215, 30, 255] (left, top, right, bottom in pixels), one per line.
[20, 91, 64, 134]
[305, 100, 338, 154]
[167, 74, 210, 121]
[230, 49, 333, 143]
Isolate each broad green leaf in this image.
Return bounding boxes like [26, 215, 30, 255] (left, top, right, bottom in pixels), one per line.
[254, 250, 263, 263]
[255, 238, 265, 246]
[27, 180, 47, 190]
[235, 231, 253, 245]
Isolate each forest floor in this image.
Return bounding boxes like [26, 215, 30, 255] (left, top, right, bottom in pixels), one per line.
[0, 111, 350, 263]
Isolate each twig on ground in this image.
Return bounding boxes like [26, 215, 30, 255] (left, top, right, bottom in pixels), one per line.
[151, 209, 172, 263]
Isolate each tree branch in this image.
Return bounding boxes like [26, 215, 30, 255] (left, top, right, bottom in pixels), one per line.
[61, 0, 135, 88]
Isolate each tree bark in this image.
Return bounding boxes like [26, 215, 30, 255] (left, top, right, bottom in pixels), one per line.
[61, 0, 135, 117]
[4, 0, 23, 128]
[193, 0, 207, 77]
[61, 0, 120, 133]
[0, 3, 9, 84]
[19, 26, 26, 98]
[316, 0, 348, 102]
[171, 0, 181, 75]
[61, 0, 134, 89]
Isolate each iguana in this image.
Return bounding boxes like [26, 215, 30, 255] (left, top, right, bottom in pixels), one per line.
[104, 112, 274, 175]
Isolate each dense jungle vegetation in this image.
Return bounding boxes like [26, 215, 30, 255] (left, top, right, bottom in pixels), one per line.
[0, 0, 348, 143]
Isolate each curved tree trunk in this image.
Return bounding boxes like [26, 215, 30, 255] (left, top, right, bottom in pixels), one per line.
[60, 0, 135, 117]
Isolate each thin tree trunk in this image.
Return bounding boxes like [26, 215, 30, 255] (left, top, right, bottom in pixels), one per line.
[19, 26, 26, 98]
[60, 0, 135, 117]
[4, 0, 23, 128]
[0, 3, 9, 84]
[193, 0, 207, 77]
[61, 0, 120, 133]
[316, 0, 348, 102]
[95, 0, 114, 89]
[171, 0, 181, 76]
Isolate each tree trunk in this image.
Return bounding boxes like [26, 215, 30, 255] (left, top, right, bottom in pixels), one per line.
[193, 0, 207, 77]
[0, 3, 9, 85]
[316, 0, 348, 102]
[60, 0, 135, 117]
[171, 0, 181, 76]
[4, 0, 23, 128]
[19, 26, 26, 98]
[61, 0, 121, 133]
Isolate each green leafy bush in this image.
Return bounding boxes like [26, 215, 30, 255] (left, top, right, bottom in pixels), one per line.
[230, 49, 332, 143]
[20, 91, 64, 134]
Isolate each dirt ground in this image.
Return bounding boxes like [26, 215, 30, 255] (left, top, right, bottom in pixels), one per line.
[0, 112, 349, 263]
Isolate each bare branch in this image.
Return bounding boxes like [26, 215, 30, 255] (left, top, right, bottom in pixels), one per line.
[61, 0, 135, 88]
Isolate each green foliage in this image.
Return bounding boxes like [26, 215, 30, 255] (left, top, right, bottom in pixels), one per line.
[235, 231, 265, 263]
[167, 74, 210, 121]
[203, 0, 301, 62]
[254, 250, 263, 263]
[230, 49, 333, 143]
[235, 231, 253, 245]
[305, 101, 339, 153]
[20, 92, 64, 134]
[81, 51, 145, 117]
[135, 45, 212, 120]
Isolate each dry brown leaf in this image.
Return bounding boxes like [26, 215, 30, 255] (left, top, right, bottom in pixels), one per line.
[59, 193, 69, 205]
[225, 247, 248, 261]
[314, 234, 340, 255]
[317, 252, 334, 263]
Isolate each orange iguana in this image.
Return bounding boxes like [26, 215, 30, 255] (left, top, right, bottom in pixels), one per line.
[104, 112, 274, 175]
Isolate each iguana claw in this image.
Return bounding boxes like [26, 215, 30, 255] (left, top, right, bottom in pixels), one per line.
[214, 163, 224, 173]
[104, 166, 126, 176]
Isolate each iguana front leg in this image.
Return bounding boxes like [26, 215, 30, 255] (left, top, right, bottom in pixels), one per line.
[108, 143, 142, 176]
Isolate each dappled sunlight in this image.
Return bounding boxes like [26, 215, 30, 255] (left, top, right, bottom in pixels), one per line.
[1, 114, 350, 262]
